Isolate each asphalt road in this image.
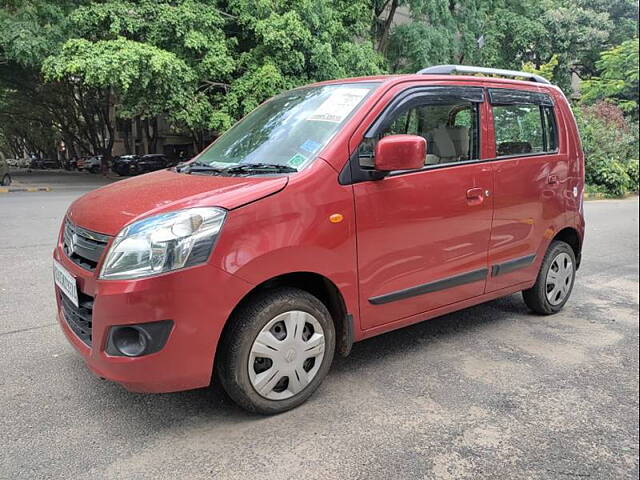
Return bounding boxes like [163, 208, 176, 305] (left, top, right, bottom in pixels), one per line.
[8, 169, 119, 191]
[1, 178, 638, 479]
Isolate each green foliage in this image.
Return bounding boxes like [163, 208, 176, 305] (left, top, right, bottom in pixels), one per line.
[43, 37, 196, 118]
[625, 159, 640, 192]
[0, 0, 639, 165]
[581, 39, 640, 116]
[575, 102, 639, 197]
[522, 55, 560, 82]
[216, 0, 383, 128]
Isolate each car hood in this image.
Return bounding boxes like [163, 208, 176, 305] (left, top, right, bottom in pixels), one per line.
[67, 169, 288, 235]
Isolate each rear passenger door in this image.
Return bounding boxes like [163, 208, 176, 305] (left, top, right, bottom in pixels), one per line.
[485, 88, 568, 293]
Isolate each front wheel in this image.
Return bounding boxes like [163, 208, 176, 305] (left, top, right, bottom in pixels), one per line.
[217, 287, 335, 414]
[523, 240, 576, 315]
[1, 174, 11, 186]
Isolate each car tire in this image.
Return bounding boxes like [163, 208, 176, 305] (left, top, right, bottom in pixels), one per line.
[1, 174, 11, 186]
[522, 240, 576, 315]
[217, 287, 335, 415]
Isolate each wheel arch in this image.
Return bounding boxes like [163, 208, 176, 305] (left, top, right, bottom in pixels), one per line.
[217, 271, 354, 362]
[552, 227, 582, 268]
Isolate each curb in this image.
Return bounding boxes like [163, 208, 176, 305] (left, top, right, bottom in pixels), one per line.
[0, 186, 52, 193]
[583, 192, 638, 200]
[583, 192, 607, 200]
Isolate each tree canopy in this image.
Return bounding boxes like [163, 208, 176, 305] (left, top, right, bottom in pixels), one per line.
[1, 0, 638, 160]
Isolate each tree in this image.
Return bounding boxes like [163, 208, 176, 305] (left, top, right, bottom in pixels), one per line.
[38, 0, 382, 148]
[0, 0, 116, 162]
[581, 39, 640, 117]
[1, 0, 638, 166]
[382, 0, 630, 95]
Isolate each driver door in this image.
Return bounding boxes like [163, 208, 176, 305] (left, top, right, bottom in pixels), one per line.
[352, 86, 494, 330]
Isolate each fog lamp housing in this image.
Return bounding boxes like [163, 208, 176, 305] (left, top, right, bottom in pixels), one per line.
[106, 320, 173, 357]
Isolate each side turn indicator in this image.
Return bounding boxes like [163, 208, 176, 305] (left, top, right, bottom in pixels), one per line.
[329, 214, 344, 224]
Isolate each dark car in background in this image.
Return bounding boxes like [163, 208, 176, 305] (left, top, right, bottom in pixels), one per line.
[62, 157, 78, 171]
[112, 154, 173, 176]
[138, 154, 175, 173]
[111, 155, 141, 176]
[30, 158, 61, 169]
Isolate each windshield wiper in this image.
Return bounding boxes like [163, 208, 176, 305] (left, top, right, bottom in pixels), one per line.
[223, 163, 298, 174]
[179, 161, 225, 175]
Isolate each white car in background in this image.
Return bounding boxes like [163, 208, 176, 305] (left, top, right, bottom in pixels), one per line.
[83, 155, 103, 173]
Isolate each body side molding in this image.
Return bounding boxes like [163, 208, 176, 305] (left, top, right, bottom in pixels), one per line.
[491, 254, 536, 277]
[369, 268, 488, 305]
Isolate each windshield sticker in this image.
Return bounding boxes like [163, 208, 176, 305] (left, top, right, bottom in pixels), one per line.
[307, 87, 369, 123]
[300, 139, 322, 154]
[287, 153, 308, 169]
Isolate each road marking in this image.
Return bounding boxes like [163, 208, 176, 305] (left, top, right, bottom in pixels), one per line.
[0, 186, 52, 193]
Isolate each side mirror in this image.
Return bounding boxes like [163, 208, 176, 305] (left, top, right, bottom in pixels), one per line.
[374, 134, 426, 172]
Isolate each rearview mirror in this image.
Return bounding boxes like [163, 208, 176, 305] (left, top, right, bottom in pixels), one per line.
[374, 135, 426, 172]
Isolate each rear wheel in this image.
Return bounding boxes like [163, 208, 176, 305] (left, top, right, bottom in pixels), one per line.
[1, 174, 11, 186]
[217, 287, 335, 414]
[523, 240, 576, 314]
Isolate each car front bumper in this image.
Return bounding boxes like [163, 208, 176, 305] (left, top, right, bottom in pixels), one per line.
[53, 246, 253, 393]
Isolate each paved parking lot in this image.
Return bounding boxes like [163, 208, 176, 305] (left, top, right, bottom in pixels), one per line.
[1, 181, 638, 479]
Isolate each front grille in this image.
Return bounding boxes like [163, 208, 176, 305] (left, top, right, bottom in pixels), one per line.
[63, 220, 111, 271]
[60, 291, 94, 346]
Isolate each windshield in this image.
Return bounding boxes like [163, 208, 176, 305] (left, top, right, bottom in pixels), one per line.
[192, 82, 379, 173]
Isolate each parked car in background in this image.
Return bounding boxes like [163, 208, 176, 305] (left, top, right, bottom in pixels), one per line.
[111, 155, 141, 176]
[62, 157, 78, 171]
[0, 157, 11, 186]
[82, 156, 103, 173]
[15, 158, 31, 168]
[76, 157, 88, 170]
[136, 154, 174, 173]
[30, 158, 60, 169]
[112, 153, 173, 176]
[53, 65, 585, 414]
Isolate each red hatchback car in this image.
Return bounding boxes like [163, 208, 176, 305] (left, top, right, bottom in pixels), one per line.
[53, 65, 585, 414]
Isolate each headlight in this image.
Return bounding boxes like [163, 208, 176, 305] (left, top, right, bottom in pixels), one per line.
[100, 207, 226, 280]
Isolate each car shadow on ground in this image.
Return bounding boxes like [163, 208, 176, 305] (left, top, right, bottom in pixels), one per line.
[64, 293, 532, 427]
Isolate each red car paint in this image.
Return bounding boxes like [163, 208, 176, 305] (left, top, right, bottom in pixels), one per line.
[54, 73, 585, 393]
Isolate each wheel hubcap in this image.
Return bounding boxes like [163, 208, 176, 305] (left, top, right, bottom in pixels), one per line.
[545, 252, 574, 306]
[248, 310, 325, 400]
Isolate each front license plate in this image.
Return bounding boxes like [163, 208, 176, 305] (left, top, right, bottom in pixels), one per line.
[54, 260, 79, 308]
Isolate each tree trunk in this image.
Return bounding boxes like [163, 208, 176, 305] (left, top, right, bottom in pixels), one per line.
[144, 117, 159, 154]
[100, 88, 115, 174]
[377, 0, 398, 54]
[122, 118, 132, 154]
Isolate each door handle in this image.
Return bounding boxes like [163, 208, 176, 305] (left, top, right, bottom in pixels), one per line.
[548, 175, 559, 185]
[466, 187, 484, 199]
[466, 187, 485, 206]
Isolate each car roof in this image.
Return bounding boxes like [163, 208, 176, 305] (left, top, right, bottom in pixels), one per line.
[308, 73, 561, 93]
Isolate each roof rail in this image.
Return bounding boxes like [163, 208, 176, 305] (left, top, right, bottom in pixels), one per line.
[417, 65, 551, 85]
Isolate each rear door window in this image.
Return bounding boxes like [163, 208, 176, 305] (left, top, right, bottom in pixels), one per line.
[489, 89, 557, 157]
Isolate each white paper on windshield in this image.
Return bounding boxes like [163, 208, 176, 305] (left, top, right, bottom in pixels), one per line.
[307, 88, 369, 123]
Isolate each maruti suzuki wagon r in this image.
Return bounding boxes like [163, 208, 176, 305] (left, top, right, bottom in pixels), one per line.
[53, 65, 585, 414]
